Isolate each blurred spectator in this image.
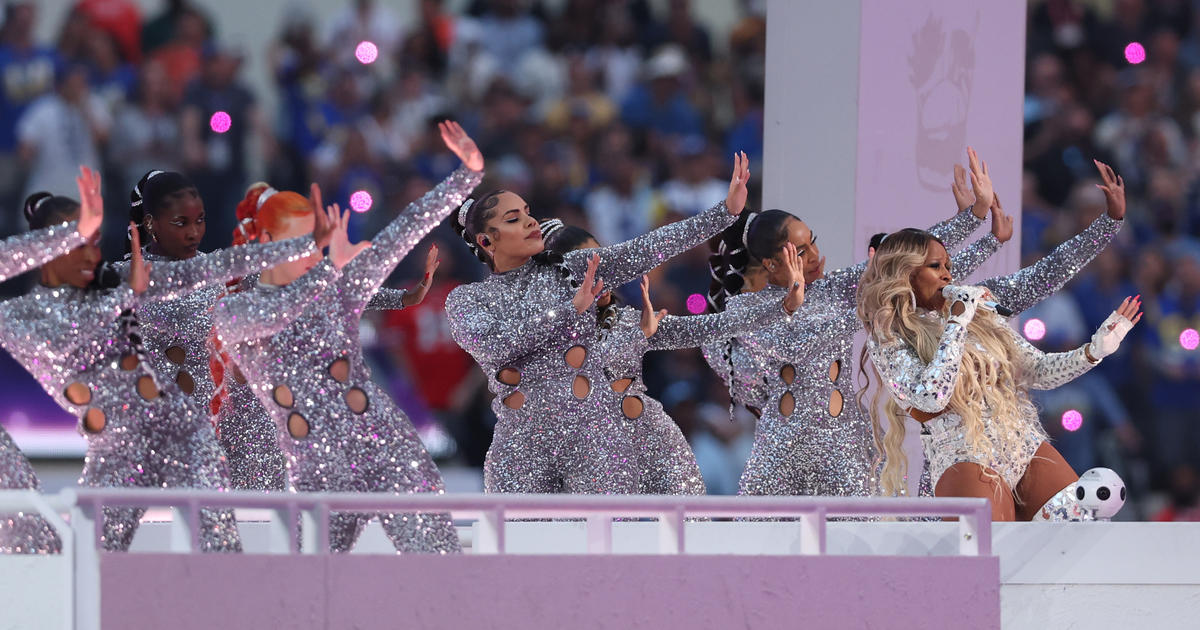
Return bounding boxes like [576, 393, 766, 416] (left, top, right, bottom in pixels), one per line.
[620, 44, 703, 142]
[149, 7, 210, 101]
[142, 0, 213, 55]
[476, 0, 545, 74]
[83, 29, 136, 118]
[323, 0, 404, 67]
[16, 63, 109, 203]
[108, 60, 182, 198]
[1152, 465, 1200, 521]
[1142, 257, 1200, 476]
[584, 125, 658, 245]
[659, 135, 726, 217]
[74, 0, 143, 64]
[0, 2, 57, 235]
[1093, 70, 1187, 191]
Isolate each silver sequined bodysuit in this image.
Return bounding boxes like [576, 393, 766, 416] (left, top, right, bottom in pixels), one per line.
[0, 235, 315, 551]
[596, 295, 783, 494]
[868, 315, 1096, 490]
[212, 281, 409, 492]
[730, 210, 995, 497]
[213, 166, 479, 553]
[447, 202, 736, 493]
[0, 221, 85, 554]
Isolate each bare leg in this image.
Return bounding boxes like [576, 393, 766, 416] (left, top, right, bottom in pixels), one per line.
[1014, 442, 1079, 522]
[935, 462, 1017, 521]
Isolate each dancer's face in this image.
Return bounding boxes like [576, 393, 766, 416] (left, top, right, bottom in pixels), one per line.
[147, 187, 205, 260]
[765, 218, 822, 285]
[910, 240, 952, 311]
[43, 209, 102, 288]
[480, 192, 544, 270]
[262, 212, 319, 284]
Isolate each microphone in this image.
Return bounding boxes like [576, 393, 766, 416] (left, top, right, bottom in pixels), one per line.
[981, 300, 1013, 317]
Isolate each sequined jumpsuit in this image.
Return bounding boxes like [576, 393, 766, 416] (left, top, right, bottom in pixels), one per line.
[0, 221, 85, 553]
[0, 235, 315, 551]
[447, 201, 736, 493]
[213, 166, 480, 553]
[730, 210, 996, 496]
[595, 293, 785, 494]
[211, 281, 409, 492]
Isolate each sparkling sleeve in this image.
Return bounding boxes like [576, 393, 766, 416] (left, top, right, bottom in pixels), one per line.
[867, 321, 969, 413]
[144, 236, 315, 302]
[1000, 324, 1095, 390]
[702, 339, 767, 409]
[341, 166, 482, 305]
[949, 234, 1002, 282]
[446, 282, 581, 368]
[365, 287, 408, 311]
[566, 201, 736, 288]
[927, 208, 985, 250]
[0, 221, 85, 282]
[212, 260, 340, 345]
[979, 215, 1123, 316]
[648, 291, 783, 351]
[744, 305, 861, 364]
[0, 286, 136, 361]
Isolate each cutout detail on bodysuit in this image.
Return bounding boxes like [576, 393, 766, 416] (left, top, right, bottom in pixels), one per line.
[232, 365, 247, 384]
[176, 371, 195, 395]
[65, 382, 91, 405]
[83, 408, 105, 433]
[118, 354, 138, 371]
[780, 364, 796, 385]
[572, 375, 591, 399]
[565, 345, 587, 369]
[611, 378, 633, 393]
[779, 391, 796, 417]
[497, 368, 521, 386]
[328, 358, 350, 383]
[502, 391, 525, 409]
[345, 387, 368, 414]
[136, 375, 159, 400]
[165, 345, 186, 365]
[828, 359, 841, 382]
[622, 395, 644, 419]
[273, 384, 294, 408]
[287, 412, 309, 438]
[828, 390, 844, 417]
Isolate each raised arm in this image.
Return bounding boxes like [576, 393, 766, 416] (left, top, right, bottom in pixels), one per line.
[949, 234, 1002, 282]
[648, 291, 784, 351]
[1001, 325, 1096, 391]
[365, 287, 409, 310]
[930, 150, 992, 249]
[142, 236, 316, 302]
[212, 260, 340, 345]
[445, 282, 584, 368]
[0, 221, 86, 282]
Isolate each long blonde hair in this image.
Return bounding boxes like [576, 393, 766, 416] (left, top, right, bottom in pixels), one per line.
[856, 229, 1026, 496]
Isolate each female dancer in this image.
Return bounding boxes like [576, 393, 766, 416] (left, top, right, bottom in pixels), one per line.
[212, 121, 481, 553]
[709, 149, 1003, 497]
[0, 171, 320, 550]
[209, 184, 434, 492]
[446, 152, 755, 494]
[539, 219, 803, 494]
[858, 229, 1140, 520]
[0, 167, 103, 554]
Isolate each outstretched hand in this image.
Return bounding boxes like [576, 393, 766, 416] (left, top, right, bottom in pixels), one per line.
[310, 183, 333, 249]
[724, 151, 750, 216]
[326, 203, 371, 270]
[951, 163, 979, 216]
[990, 192, 1014, 244]
[128, 222, 150, 294]
[439, 120, 484, 172]
[967, 147, 994, 213]
[781, 242, 806, 313]
[75, 166, 103, 240]
[573, 253, 605, 313]
[401, 245, 440, 307]
[1094, 159, 1126, 220]
[639, 275, 668, 338]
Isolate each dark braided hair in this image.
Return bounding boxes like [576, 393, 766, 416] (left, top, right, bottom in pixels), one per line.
[706, 209, 795, 312]
[540, 219, 619, 328]
[452, 188, 508, 269]
[129, 169, 195, 252]
[24, 192, 79, 230]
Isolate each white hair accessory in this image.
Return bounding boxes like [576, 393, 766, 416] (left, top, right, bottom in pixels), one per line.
[256, 187, 278, 210]
[741, 211, 759, 250]
[457, 198, 475, 227]
[131, 170, 165, 207]
[540, 218, 565, 239]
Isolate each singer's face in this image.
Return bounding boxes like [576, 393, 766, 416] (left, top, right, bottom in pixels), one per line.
[910, 240, 952, 311]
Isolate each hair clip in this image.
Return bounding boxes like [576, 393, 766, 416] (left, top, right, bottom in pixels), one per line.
[256, 187, 278, 211]
[457, 198, 476, 227]
[741, 212, 758, 249]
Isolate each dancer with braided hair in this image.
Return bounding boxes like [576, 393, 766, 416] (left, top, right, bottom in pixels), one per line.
[0, 167, 104, 554]
[212, 121, 480, 553]
[446, 152, 757, 494]
[539, 219, 803, 495]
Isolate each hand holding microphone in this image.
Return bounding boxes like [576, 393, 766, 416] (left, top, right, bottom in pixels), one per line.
[942, 285, 986, 326]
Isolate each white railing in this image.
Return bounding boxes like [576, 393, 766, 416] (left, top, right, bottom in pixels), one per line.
[0, 488, 992, 630]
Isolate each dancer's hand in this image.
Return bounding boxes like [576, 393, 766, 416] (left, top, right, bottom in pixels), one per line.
[951, 163, 981, 216]
[990, 193, 1014, 244]
[401, 244, 440, 307]
[573, 253, 604, 313]
[440, 120, 483, 172]
[639, 275, 667, 338]
[967, 146, 994, 213]
[725, 151, 750, 215]
[1094, 159, 1126, 220]
[1086, 295, 1142, 362]
[75, 166, 103, 240]
[310, 183, 333, 249]
[128, 222, 151, 294]
[326, 204, 370, 270]
[781, 242, 805, 314]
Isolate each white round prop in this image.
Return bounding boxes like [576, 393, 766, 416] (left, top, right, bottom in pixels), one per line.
[1075, 467, 1126, 520]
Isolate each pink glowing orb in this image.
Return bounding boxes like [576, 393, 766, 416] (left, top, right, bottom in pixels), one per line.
[209, 111, 232, 134]
[1023, 318, 1046, 341]
[1061, 409, 1083, 432]
[1181, 328, 1199, 350]
[349, 190, 373, 213]
[355, 41, 379, 65]
[1125, 42, 1146, 64]
[686, 293, 706, 314]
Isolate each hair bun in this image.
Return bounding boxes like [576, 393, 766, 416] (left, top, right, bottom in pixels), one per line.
[23, 192, 52, 224]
